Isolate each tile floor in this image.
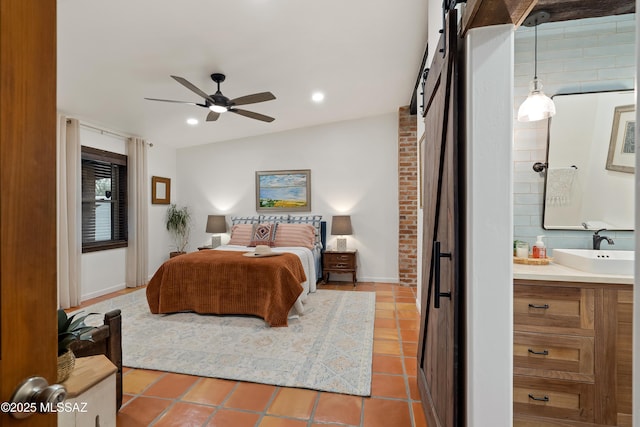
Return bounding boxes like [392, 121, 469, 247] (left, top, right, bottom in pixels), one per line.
[75, 282, 427, 427]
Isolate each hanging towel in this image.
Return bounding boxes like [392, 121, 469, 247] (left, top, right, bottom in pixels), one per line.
[545, 167, 577, 206]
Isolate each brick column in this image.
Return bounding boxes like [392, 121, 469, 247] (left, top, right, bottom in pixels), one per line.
[398, 106, 417, 287]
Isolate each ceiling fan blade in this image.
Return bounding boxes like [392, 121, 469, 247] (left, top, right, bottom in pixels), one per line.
[206, 111, 220, 122]
[144, 98, 200, 106]
[171, 75, 215, 103]
[229, 92, 276, 106]
[230, 108, 275, 123]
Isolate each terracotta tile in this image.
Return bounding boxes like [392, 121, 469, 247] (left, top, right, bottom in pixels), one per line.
[374, 327, 400, 341]
[363, 397, 412, 427]
[374, 318, 397, 329]
[374, 290, 394, 297]
[355, 284, 376, 291]
[224, 382, 277, 412]
[311, 424, 345, 427]
[371, 373, 408, 399]
[396, 296, 417, 304]
[123, 367, 132, 374]
[395, 303, 418, 312]
[397, 310, 419, 320]
[402, 342, 418, 357]
[153, 402, 215, 427]
[122, 370, 164, 394]
[404, 357, 418, 377]
[376, 295, 395, 303]
[258, 415, 308, 427]
[407, 376, 421, 401]
[376, 302, 396, 311]
[372, 355, 404, 375]
[121, 394, 135, 407]
[375, 309, 395, 319]
[412, 401, 428, 427]
[116, 396, 172, 427]
[143, 372, 198, 399]
[267, 387, 317, 419]
[182, 378, 236, 405]
[400, 328, 419, 343]
[206, 408, 260, 427]
[373, 339, 401, 356]
[374, 284, 395, 291]
[398, 319, 420, 331]
[313, 392, 362, 425]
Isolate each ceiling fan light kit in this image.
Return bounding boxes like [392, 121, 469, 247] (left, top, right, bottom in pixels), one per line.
[145, 73, 276, 123]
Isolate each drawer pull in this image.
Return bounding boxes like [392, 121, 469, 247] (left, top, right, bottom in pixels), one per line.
[527, 348, 549, 356]
[528, 394, 549, 402]
[528, 303, 549, 309]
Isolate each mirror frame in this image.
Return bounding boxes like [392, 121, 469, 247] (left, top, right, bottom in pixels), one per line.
[542, 89, 635, 231]
[151, 176, 171, 204]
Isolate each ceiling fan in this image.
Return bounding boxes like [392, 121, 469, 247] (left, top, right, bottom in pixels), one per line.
[145, 73, 276, 122]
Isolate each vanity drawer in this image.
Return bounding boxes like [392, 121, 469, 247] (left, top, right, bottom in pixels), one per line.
[514, 332, 594, 380]
[514, 376, 594, 423]
[514, 285, 594, 333]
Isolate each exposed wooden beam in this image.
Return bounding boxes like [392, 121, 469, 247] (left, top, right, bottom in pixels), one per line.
[461, 0, 538, 35]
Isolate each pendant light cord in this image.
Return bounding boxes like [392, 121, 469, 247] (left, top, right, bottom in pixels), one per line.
[534, 19, 538, 79]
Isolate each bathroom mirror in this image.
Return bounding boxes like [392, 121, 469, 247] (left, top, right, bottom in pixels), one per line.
[543, 90, 635, 230]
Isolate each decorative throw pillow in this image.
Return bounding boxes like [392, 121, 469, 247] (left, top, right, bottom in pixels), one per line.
[227, 224, 253, 246]
[273, 223, 316, 249]
[248, 223, 278, 247]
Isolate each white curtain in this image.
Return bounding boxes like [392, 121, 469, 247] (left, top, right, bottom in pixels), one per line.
[126, 137, 149, 287]
[58, 116, 81, 308]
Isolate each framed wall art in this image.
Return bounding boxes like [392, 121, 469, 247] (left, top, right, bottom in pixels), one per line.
[151, 176, 171, 204]
[606, 104, 635, 174]
[256, 169, 311, 212]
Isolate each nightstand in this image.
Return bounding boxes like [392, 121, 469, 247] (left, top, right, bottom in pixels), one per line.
[322, 250, 357, 286]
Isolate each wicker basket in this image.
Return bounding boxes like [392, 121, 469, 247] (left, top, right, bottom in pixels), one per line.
[57, 349, 76, 383]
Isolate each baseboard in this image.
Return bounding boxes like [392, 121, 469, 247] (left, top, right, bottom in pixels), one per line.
[81, 283, 126, 302]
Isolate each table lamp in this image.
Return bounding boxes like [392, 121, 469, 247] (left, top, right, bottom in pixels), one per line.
[206, 215, 226, 248]
[331, 215, 352, 251]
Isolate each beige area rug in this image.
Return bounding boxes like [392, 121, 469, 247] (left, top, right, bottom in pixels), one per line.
[80, 288, 376, 396]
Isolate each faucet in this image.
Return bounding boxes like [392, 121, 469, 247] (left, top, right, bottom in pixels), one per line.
[593, 229, 615, 250]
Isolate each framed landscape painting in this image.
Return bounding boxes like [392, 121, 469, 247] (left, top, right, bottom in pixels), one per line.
[606, 104, 635, 174]
[256, 169, 311, 212]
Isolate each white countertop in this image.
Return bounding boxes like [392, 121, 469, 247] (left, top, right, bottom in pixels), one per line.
[513, 261, 633, 285]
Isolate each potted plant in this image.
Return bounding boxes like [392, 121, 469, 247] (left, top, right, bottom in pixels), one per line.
[57, 309, 98, 382]
[166, 203, 192, 257]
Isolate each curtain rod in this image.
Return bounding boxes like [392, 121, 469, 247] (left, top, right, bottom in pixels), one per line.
[67, 120, 153, 147]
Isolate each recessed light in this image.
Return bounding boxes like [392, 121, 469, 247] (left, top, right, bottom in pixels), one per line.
[311, 92, 325, 103]
[186, 118, 198, 125]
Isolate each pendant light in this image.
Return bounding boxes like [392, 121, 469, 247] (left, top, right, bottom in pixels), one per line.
[517, 11, 556, 122]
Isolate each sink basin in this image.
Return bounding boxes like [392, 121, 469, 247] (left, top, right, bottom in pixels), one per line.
[552, 249, 634, 275]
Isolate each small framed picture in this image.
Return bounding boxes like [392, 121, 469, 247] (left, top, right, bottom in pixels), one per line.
[151, 176, 171, 204]
[606, 104, 635, 174]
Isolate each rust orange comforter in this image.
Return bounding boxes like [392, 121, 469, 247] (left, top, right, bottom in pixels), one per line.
[146, 250, 306, 326]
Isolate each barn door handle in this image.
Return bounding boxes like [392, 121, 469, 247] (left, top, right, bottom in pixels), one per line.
[433, 241, 452, 309]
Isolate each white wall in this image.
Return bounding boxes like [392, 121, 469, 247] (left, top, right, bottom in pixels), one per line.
[80, 127, 128, 300]
[175, 113, 400, 283]
[78, 127, 178, 300]
[465, 24, 514, 427]
[147, 144, 178, 274]
[513, 14, 635, 251]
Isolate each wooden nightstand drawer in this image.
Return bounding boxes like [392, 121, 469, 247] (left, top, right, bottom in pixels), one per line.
[514, 376, 594, 423]
[514, 284, 594, 333]
[514, 332, 594, 381]
[322, 251, 357, 285]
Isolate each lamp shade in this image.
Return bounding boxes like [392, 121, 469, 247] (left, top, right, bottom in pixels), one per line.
[331, 215, 352, 236]
[517, 78, 556, 122]
[206, 215, 226, 233]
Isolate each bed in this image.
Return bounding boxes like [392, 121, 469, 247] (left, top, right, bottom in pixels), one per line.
[146, 216, 325, 327]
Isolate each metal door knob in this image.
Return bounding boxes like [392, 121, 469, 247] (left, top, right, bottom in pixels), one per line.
[9, 376, 67, 419]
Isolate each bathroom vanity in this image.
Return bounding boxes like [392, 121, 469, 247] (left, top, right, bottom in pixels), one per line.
[513, 263, 632, 426]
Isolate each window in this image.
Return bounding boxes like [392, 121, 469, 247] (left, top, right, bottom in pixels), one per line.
[81, 146, 128, 252]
